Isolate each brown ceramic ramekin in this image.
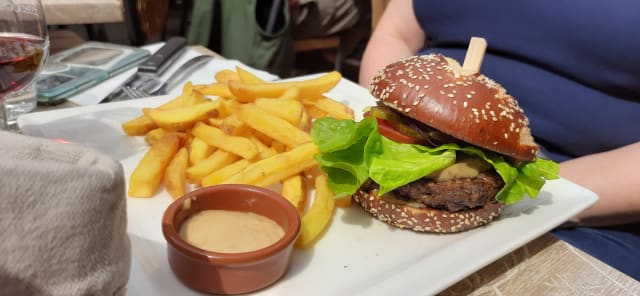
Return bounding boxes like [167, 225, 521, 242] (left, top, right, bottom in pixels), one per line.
[162, 184, 301, 295]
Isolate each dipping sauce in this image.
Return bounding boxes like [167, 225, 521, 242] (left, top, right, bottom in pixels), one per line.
[179, 210, 285, 253]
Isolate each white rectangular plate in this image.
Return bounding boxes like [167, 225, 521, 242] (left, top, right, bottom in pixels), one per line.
[19, 76, 597, 296]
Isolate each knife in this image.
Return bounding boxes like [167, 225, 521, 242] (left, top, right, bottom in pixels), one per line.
[144, 55, 214, 96]
[99, 37, 187, 103]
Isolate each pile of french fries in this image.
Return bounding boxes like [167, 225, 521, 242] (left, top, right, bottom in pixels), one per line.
[122, 66, 354, 247]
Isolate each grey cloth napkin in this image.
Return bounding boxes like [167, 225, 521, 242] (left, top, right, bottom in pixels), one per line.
[0, 131, 130, 295]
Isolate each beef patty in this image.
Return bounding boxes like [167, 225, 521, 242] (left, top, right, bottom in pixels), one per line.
[361, 171, 504, 212]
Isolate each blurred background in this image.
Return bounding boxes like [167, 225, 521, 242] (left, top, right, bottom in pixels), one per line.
[47, 0, 390, 81]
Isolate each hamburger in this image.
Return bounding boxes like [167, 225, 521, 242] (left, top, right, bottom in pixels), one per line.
[310, 53, 559, 233]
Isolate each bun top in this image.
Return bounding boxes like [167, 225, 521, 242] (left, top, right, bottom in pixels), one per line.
[369, 53, 539, 161]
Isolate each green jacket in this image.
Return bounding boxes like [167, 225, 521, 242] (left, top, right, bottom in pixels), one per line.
[188, 0, 293, 76]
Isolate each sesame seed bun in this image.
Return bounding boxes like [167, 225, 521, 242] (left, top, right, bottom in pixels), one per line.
[352, 188, 503, 233]
[369, 53, 539, 162]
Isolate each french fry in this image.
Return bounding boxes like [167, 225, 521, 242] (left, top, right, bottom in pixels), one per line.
[144, 128, 166, 145]
[195, 83, 233, 98]
[281, 174, 307, 214]
[159, 82, 206, 109]
[180, 88, 208, 106]
[297, 173, 335, 247]
[302, 96, 354, 120]
[164, 147, 189, 199]
[208, 117, 223, 127]
[259, 147, 278, 159]
[129, 133, 182, 197]
[217, 98, 241, 117]
[223, 142, 318, 186]
[246, 133, 278, 159]
[278, 87, 300, 101]
[201, 159, 251, 187]
[271, 141, 286, 153]
[121, 67, 355, 247]
[227, 71, 342, 101]
[221, 113, 248, 136]
[122, 83, 207, 136]
[186, 149, 239, 184]
[122, 115, 157, 136]
[144, 100, 219, 131]
[248, 129, 273, 147]
[161, 82, 194, 109]
[299, 108, 311, 132]
[189, 137, 215, 166]
[238, 104, 312, 148]
[254, 98, 304, 126]
[191, 122, 258, 159]
[246, 133, 270, 152]
[236, 66, 266, 84]
[305, 104, 330, 119]
[254, 159, 317, 188]
[214, 69, 240, 83]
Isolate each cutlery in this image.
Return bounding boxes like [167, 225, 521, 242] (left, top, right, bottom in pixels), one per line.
[123, 55, 214, 98]
[99, 36, 187, 103]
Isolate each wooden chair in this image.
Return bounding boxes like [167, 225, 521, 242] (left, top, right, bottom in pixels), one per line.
[291, 0, 390, 72]
[292, 35, 343, 71]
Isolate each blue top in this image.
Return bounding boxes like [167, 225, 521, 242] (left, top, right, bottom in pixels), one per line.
[413, 0, 640, 162]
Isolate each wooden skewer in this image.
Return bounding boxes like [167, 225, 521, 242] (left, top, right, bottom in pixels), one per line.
[462, 37, 487, 75]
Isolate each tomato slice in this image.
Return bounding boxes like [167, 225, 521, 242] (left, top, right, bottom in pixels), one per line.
[374, 117, 423, 145]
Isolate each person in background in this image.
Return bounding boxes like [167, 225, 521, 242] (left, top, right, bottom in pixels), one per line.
[289, 0, 360, 40]
[359, 0, 640, 279]
[289, 0, 371, 68]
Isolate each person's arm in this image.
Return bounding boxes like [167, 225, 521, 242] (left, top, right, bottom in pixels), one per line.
[561, 141, 640, 226]
[358, 0, 425, 86]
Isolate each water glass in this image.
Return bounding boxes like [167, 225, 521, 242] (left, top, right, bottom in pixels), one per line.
[0, 83, 37, 130]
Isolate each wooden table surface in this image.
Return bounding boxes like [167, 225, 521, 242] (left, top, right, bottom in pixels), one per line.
[441, 233, 640, 295]
[32, 45, 640, 295]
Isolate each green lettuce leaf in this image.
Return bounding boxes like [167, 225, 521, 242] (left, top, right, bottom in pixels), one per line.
[311, 117, 377, 197]
[311, 117, 560, 204]
[368, 135, 456, 194]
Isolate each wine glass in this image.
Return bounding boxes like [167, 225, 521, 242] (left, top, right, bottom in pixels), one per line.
[0, 0, 48, 131]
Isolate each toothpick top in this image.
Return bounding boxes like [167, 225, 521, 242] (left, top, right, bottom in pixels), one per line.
[462, 37, 487, 75]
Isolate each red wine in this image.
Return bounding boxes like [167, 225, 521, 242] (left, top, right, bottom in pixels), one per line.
[0, 33, 46, 95]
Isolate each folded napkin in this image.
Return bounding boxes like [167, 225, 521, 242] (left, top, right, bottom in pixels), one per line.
[0, 131, 130, 295]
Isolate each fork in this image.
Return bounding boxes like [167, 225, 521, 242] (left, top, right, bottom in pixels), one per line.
[123, 86, 151, 99]
[124, 55, 214, 99]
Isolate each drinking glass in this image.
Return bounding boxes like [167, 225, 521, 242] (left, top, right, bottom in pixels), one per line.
[0, 0, 48, 131]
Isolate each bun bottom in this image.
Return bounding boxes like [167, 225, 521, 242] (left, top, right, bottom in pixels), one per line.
[352, 189, 503, 233]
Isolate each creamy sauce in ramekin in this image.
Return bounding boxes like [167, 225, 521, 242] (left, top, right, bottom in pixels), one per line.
[179, 210, 284, 253]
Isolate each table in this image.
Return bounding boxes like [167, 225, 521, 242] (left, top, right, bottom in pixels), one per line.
[31, 45, 640, 295]
[441, 233, 640, 295]
[42, 0, 123, 25]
